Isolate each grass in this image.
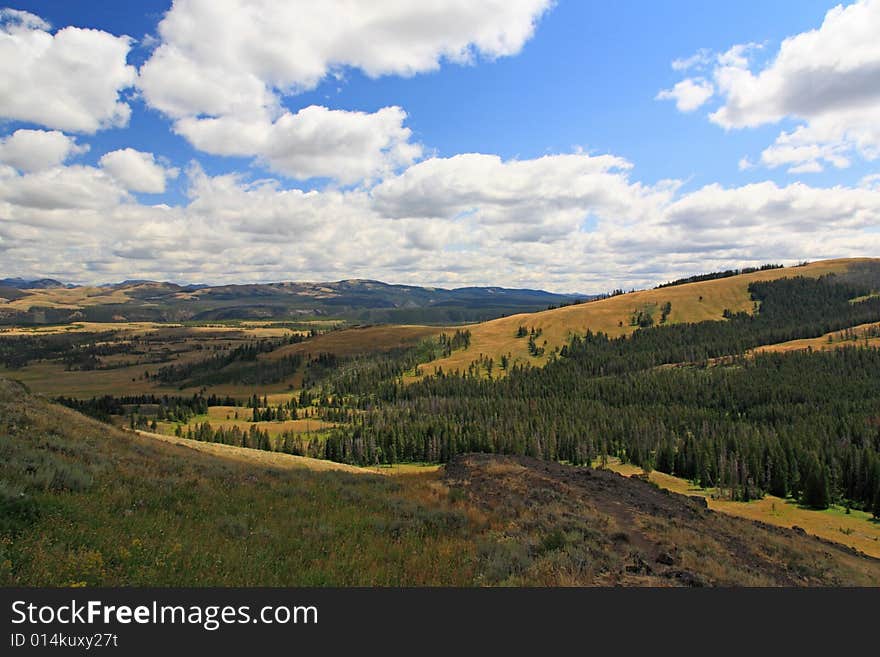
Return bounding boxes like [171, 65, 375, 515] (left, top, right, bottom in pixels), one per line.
[600, 458, 880, 558]
[4, 378, 878, 586]
[133, 429, 367, 474]
[0, 322, 443, 400]
[752, 321, 880, 355]
[0, 378, 484, 586]
[265, 324, 443, 361]
[414, 258, 867, 378]
[151, 406, 336, 440]
[3, 286, 133, 311]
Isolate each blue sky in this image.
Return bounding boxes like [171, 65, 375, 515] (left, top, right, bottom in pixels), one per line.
[1, 1, 880, 290]
[14, 0, 856, 191]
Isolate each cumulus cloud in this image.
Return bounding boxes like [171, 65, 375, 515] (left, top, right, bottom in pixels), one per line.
[371, 152, 675, 238]
[0, 165, 127, 212]
[0, 129, 88, 172]
[4, 147, 879, 292]
[1, 3, 877, 290]
[140, 0, 552, 117]
[656, 78, 714, 112]
[663, 0, 880, 173]
[138, 0, 550, 182]
[99, 148, 179, 194]
[0, 9, 136, 133]
[175, 105, 421, 184]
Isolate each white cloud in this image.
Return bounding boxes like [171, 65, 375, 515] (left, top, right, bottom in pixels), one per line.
[0, 129, 88, 172]
[175, 105, 421, 184]
[371, 153, 674, 237]
[0, 10, 136, 133]
[663, 181, 880, 234]
[671, 48, 712, 72]
[656, 78, 714, 112]
[2, 150, 880, 291]
[0, 165, 126, 212]
[140, 0, 552, 118]
[0, 8, 49, 31]
[138, 0, 550, 182]
[99, 148, 178, 194]
[665, 0, 880, 173]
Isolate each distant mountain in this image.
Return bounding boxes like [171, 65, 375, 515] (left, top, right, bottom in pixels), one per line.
[0, 277, 594, 325]
[0, 277, 67, 289]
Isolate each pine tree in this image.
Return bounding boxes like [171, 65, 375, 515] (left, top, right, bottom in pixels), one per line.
[802, 459, 831, 509]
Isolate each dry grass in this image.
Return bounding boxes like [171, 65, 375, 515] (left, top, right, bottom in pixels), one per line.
[0, 320, 304, 339]
[0, 324, 316, 398]
[266, 324, 443, 361]
[753, 321, 880, 355]
[153, 405, 336, 439]
[0, 321, 175, 336]
[415, 258, 868, 378]
[133, 429, 369, 474]
[2, 286, 133, 311]
[601, 458, 880, 558]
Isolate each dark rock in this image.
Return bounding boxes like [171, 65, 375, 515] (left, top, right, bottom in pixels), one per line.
[656, 552, 676, 566]
[689, 495, 709, 509]
[663, 570, 705, 587]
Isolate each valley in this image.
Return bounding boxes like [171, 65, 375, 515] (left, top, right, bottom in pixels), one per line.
[3, 258, 880, 585]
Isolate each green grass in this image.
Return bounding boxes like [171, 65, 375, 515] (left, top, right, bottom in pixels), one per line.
[0, 379, 481, 586]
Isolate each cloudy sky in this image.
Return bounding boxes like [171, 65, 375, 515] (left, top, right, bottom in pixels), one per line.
[1, 0, 879, 292]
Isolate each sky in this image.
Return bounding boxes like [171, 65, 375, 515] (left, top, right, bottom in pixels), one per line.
[1, 0, 879, 293]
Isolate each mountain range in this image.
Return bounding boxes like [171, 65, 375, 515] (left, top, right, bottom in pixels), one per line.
[0, 277, 592, 325]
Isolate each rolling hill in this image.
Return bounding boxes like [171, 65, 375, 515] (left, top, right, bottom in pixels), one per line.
[0, 278, 590, 325]
[415, 258, 879, 377]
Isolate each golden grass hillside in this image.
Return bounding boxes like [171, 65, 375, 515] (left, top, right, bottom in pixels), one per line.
[416, 258, 872, 377]
[752, 321, 880, 355]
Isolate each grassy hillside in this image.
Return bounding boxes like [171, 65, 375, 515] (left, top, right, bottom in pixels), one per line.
[446, 454, 880, 585]
[752, 320, 880, 355]
[415, 258, 872, 377]
[4, 380, 880, 585]
[0, 378, 480, 586]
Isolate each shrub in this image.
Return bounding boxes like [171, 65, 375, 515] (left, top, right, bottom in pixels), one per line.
[0, 482, 40, 535]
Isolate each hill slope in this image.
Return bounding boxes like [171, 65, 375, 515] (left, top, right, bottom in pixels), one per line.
[447, 454, 880, 586]
[417, 258, 877, 376]
[2, 378, 879, 586]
